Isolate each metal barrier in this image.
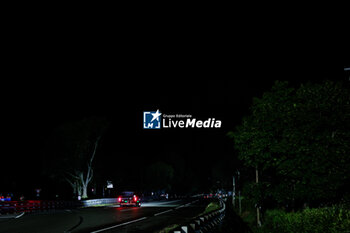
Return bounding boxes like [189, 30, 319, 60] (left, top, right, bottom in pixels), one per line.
[0, 198, 120, 215]
[81, 198, 118, 207]
[172, 199, 226, 233]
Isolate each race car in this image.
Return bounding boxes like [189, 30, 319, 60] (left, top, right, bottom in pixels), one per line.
[118, 191, 141, 207]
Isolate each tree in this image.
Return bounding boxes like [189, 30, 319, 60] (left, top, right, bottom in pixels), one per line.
[229, 80, 350, 208]
[43, 117, 109, 199]
[66, 135, 101, 199]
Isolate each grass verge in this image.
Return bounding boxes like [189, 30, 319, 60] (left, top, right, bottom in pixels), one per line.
[155, 224, 179, 233]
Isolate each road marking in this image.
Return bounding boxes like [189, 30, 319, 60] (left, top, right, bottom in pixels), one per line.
[15, 212, 25, 219]
[174, 200, 197, 209]
[65, 216, 83, 233]
[154, 209, 173, 216]
[90, 217, 147, 233]
[0, 212, 25, 219]
[120, 208, 138, 212]
[175, 205, 185, 209]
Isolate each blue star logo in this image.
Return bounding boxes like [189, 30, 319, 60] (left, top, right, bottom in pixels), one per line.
[143, 110, 162, 129]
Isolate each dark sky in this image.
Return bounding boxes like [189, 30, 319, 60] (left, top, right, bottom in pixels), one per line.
[1, 30, 345, 195]
[2, 66, 344, 192]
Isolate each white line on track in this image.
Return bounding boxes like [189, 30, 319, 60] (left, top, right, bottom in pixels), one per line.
[90, 199, 197, 232]
[90, 217, 147, 233]
[0, 212, 25, 219]
[175, 205, 185, 209]
[120, 208, 137, 212]
[15, 212, 25, 219]
[154, 209, 173, 216]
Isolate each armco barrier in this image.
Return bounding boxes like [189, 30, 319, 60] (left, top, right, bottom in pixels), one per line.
[81, 198, 118, 207]
[172, 199, 226, 233]
[0, 198, 119, 215]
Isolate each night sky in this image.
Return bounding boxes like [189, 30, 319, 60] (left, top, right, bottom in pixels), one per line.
[1, 39, 345, 198]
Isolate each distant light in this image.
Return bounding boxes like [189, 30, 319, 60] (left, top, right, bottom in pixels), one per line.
[107, 181, 113, 189]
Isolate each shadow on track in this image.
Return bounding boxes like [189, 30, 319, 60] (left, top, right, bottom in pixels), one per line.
[216, 200, 252, 233]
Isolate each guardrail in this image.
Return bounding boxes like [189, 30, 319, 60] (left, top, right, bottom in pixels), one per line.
[81, 198, 118, 207]
[172, 199, 226, 233]
[0, 200, 80, 215]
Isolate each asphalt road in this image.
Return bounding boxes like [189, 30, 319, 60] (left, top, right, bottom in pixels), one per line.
[0, 198, 208, 233]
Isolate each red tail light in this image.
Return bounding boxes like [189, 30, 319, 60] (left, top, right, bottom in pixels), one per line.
[118, 197, 122, 202]
[133, 195, 138, 202]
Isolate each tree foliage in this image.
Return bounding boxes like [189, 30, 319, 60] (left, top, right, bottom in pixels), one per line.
[230, 80, 350, 207]
[262, 206, 350, 233]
